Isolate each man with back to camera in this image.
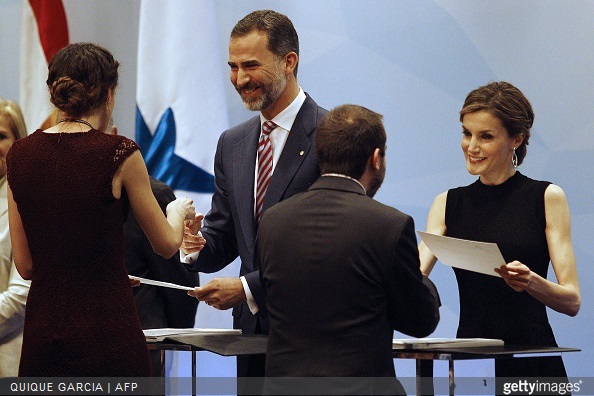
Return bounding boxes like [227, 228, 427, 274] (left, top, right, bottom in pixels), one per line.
[258, 104, 441, 395]
[180, 10, 327, 379]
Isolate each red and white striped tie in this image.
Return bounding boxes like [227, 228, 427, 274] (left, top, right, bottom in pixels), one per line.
[255, 121, 276, 222]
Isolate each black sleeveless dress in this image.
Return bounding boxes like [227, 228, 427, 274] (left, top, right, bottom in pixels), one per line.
[7, 129, 151, 376]
[445, 172, 567, 378]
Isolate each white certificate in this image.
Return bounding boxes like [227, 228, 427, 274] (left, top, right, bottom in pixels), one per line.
[418, 231, 505, 277]
[128, 275, 195, 291]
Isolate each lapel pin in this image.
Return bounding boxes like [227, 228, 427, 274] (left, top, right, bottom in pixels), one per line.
[299, 150, 304, 156]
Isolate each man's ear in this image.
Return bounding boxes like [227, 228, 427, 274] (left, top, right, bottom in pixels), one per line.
[372, 148, 382, 171]
[284, 52, 298, 75]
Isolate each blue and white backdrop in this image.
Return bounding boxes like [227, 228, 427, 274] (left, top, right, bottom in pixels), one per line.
[1, 0, 592, 382]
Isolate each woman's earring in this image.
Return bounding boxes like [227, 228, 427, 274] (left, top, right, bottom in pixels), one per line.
[512, 147, 518, 168]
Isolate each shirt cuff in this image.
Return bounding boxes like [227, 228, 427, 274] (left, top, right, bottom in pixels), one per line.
[240, 276, 259, 314]
[180, 250, 199, 264]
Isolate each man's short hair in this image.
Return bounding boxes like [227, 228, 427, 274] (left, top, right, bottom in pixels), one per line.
[231, 10, 299, 77]
[316, 104, 386, 179]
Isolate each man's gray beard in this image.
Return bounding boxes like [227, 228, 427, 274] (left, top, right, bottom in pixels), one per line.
[240, 65, 286, 112]
[242, 95, 266, 112]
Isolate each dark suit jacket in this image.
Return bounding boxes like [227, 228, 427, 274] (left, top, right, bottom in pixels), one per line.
[124, 177, 200, 329]
[259, 176, 440, 382]
[185, 94, 327, 337]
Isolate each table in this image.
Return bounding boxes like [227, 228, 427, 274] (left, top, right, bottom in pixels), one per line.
[393, 345, 580, 395]
[148, 336, 579, 395]
[147, 333, 268, 395]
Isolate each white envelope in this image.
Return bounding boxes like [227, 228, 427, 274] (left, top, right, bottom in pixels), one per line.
[418, 231, 505, 277]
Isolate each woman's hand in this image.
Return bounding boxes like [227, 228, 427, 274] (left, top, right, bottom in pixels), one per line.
[129, 277, 141, 287]
[494, 261, 533, 292]
[166, 197, 195, 221]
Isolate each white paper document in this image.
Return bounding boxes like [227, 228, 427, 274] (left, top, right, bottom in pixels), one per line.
[393, 337, 504, 350]
[143, 328, 242, 342]
[418, 231, 505, 277]
[128, 275, 195, 291]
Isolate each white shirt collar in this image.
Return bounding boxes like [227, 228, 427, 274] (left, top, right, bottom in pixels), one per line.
[260, 87, 306, 132]
[322, 173, 367, 195]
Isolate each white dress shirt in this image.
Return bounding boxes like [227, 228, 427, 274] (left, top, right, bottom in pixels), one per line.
[182, 88, 307, 314]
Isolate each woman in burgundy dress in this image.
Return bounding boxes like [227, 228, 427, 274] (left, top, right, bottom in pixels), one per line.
[7, 43, 197, 376]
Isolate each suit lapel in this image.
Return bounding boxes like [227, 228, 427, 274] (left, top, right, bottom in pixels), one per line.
[233, 119, 259, 251]
[263, 96, 317, 211]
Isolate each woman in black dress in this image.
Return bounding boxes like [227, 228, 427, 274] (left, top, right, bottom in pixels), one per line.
[419, 81, 580, 381]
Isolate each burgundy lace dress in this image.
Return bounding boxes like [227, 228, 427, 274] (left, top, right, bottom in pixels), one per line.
[7, 129, 151, 376]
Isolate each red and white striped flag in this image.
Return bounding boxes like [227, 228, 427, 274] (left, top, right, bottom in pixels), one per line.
[19, 0, 69, 133]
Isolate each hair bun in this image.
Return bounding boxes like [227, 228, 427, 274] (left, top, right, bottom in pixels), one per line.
[49, 77, 90, 115]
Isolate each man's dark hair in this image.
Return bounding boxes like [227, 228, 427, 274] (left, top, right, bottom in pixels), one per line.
[316, 104, 386, 179]
[231, 10, 299, 77]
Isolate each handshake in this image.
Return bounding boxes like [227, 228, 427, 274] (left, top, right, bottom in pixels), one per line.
[166, 197, 206, 255]
[166, 196, 196, 222]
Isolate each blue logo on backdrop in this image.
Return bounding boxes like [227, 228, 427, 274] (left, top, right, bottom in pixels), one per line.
[135, 107, 214, 193]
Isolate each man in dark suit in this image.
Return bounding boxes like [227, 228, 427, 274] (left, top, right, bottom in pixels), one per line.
[259, 104, 441, 394]
[181, 10, 327, 379]
[124, 176, 200, 376]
